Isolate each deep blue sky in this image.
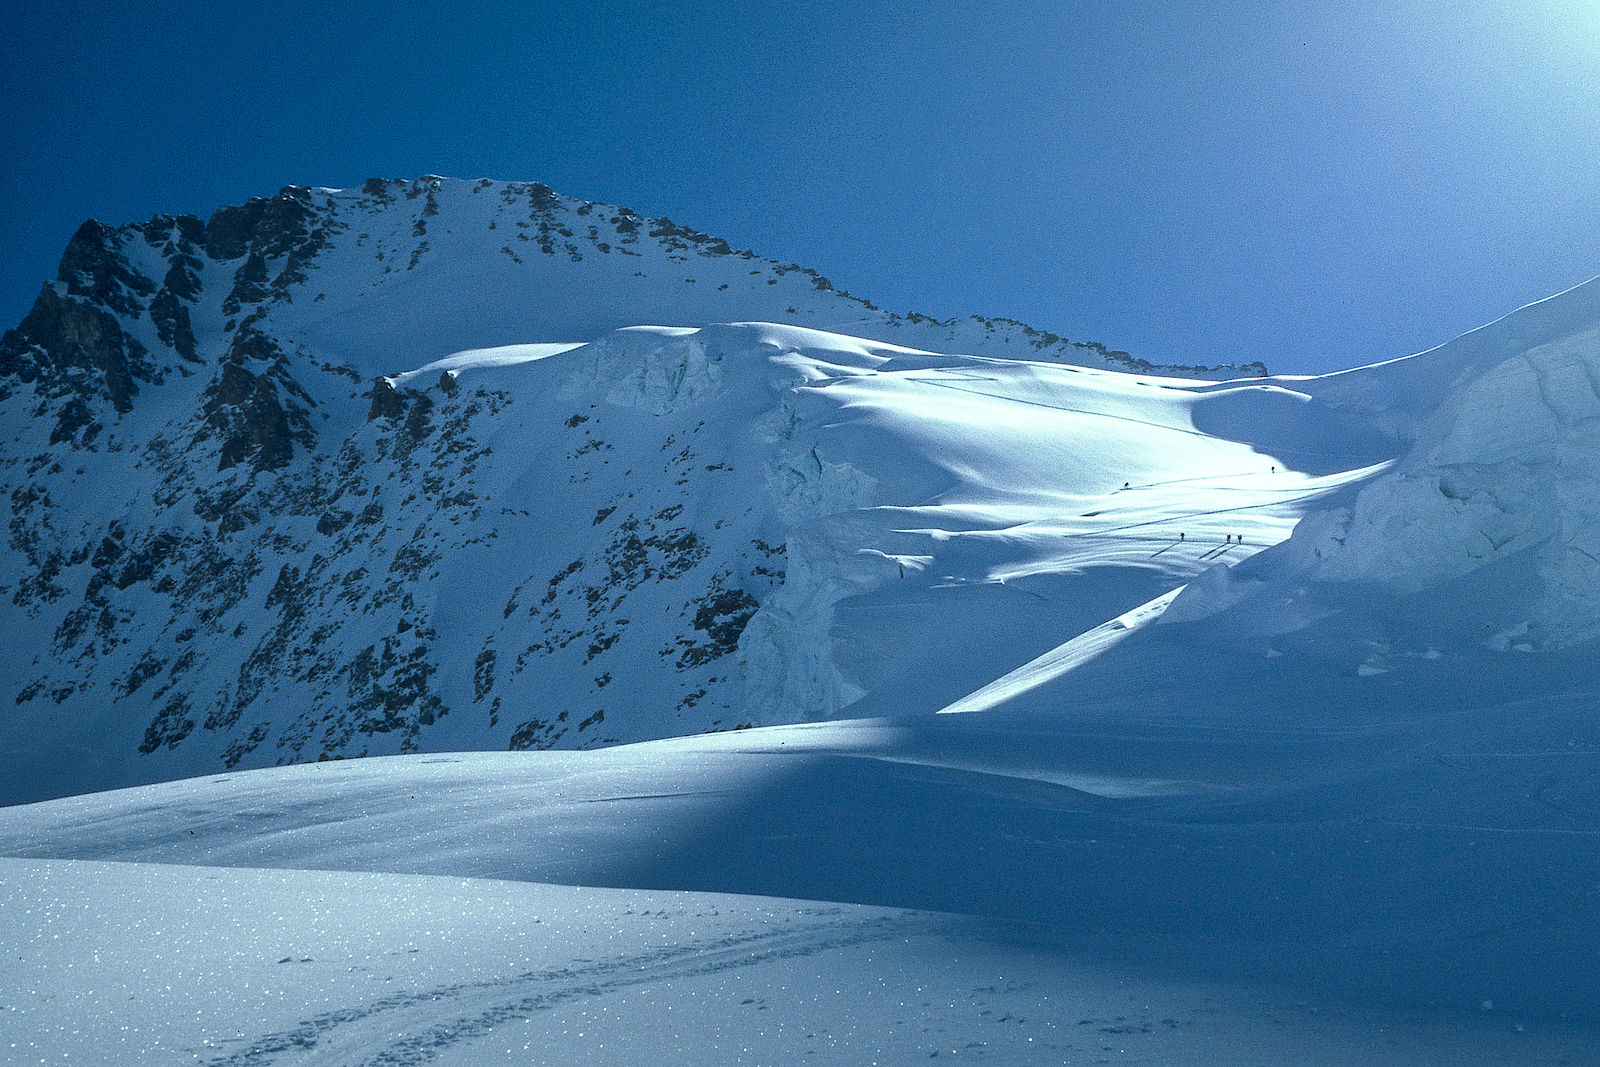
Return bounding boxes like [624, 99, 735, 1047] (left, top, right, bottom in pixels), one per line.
[5, 1, 1598, 374]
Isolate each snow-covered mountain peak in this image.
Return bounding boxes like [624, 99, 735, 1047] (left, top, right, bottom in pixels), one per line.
[3, 175, 1598, 806]
[49, 174, 1256, 384]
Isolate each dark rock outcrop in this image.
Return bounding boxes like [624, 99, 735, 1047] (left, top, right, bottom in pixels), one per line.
[368, 377, 405, 421]
[160, 257, 202, 301]
[202, 362, 296, 471]
[205, 186, 318, 261]
[0, 284, 151, 413]
[198, 329, 315, 472]
[57, 220, 157, 315]
[148, 289, 199, 362]
[221, 251, 272, 316]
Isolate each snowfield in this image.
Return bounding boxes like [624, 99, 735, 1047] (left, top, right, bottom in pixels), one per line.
[4, 178, 1600, 1062]
[3, 717, 1599, 1064]
[13, 858, 1590, 1067]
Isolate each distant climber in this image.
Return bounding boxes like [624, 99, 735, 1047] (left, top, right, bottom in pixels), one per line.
[1123, 482, 1130, 489]
[1179, 532, 1185, 541]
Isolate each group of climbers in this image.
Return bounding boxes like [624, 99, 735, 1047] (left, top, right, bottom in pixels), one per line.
[1117, 470, 1271, 547]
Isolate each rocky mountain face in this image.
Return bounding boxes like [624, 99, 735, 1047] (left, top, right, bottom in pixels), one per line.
[0, 177, 1272, 803]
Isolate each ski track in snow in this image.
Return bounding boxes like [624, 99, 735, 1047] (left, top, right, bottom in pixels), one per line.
[205, 914, 933, 1067]
[9, 856, 1598, 1067]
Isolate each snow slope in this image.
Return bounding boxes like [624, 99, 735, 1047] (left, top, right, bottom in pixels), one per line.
[15, 857, 1591, 1066]
[3, 715, 1599, 1063]
[1274, 278, 1600, 649]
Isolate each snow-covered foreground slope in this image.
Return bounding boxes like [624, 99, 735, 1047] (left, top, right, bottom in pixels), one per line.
[5, 713, 1600, 1064]
[8, 711, 1600, 1019]
[13, 858, 1592, 1066]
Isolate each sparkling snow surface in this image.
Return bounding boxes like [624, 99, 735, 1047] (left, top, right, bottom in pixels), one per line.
[1, 710, 1598, 1066]
[5, 852, 1594, 1066]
